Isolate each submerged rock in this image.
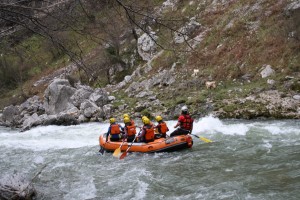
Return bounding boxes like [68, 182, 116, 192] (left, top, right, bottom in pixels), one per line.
[0, 173, 36, 200]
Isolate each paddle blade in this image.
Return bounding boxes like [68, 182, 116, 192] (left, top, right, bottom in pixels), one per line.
[119, 152, 127, 160]
[113, 147, 121, 157]
[199, 136, 212, 143]
[99, 147, 105, 155]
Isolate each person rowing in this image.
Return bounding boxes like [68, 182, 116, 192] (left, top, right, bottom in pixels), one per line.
[170, 105, 194, 137]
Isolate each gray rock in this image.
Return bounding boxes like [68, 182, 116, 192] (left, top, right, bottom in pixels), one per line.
[174, 17, 201, 44]
[2, 105, 20, 126]
[54, 113, 79, 126]
[89, 88, 109, 107]
[136, 91, 152, 98]
[293, 95, 300, 100]
[148, 96, 157, 101]
[285, 1, 300, 16]
[19, 95, 45, 116]
[0, 172, 36, 200]
[241, 73, 252, 81]
[21, 113, 42, 131]
[44, 79, 77, 115]
[102, 104, 114, 118]
[108, 96, 116, 102]
[80, 100, 101, 118]
[260, 65, 275, 78]
[124, 75, 132, 83]
[71, 86, 93, 107]
[267, 79, 275, 85]
[78, 114, 88, 123]
[151, 70, 175, 86]
[118, 104, 127, 111]
[134, 102, 147, 112]
[0, 113, 3, 125]
[137, 32, 158, 61]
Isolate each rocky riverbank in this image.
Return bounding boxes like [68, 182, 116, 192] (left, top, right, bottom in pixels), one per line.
[0, 72, 299, 132]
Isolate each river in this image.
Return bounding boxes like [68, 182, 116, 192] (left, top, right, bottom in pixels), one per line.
[0, 116, 299, 200]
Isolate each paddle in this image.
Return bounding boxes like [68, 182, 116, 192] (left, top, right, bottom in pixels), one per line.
[99, 146, 105, 155]
[119, 135, 137, 160]
[190, 134, 213, 143]
[113, 140, 125, 157]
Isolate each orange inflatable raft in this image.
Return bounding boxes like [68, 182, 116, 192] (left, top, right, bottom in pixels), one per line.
[99, 134, 193, 153]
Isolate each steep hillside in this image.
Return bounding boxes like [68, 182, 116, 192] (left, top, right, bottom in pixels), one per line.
[0, 0, 299, 124]
[104, 0, 300, 119]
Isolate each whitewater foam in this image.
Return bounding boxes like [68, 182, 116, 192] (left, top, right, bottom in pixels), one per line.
[0, 117, 299, 151]
[0, 123, 108, 151]
[193, 115, 250, 136]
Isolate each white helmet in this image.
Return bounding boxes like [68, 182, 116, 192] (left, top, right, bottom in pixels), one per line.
[181, 105, 188, 112]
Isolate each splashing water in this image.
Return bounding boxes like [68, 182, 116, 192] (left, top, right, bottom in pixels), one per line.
[0, 117, 299, 199]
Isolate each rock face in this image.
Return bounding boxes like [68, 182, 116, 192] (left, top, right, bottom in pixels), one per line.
[213, 90, 300, 119]
[137, 32, 158, 61]
[0, 78, 112, 131]
[174, 17, 201, 44]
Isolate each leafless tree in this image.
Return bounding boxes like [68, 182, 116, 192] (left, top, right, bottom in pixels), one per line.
[0, 0, 193, 88]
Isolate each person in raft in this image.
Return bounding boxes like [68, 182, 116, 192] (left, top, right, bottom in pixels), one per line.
[106, 118, 124, 142]
[170, 105, 194, 137]
[123, 117, 137, 142]
[154, 115, 169, 139]
[123, 113, 135, 126]
[137, 117, 155, 143]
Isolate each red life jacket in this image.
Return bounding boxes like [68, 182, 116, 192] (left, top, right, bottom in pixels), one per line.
[110, 124, 121, 135]
[126, 124, 136, 136]
[159, 121, 168, 134]
[144, 125, 155, 141]
[180, 115, 193, 130]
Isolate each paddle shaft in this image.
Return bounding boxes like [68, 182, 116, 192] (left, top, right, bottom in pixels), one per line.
[190, 133, 200, 139]
[99, 146, 105, 155]
[113, 139, 126, 157]
[190, 134, 212, 143]
[119, 136, 137, 159]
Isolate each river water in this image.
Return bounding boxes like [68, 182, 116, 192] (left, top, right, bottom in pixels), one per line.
[0, 116, 299, 200]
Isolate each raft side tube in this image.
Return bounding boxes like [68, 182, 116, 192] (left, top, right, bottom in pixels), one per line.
[99, 134, 193, 153]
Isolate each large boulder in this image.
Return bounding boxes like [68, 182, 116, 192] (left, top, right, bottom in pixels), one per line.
[2, 105, 20, 127]
[137, 32, 158, 61]
[44, 79, 77, 115]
